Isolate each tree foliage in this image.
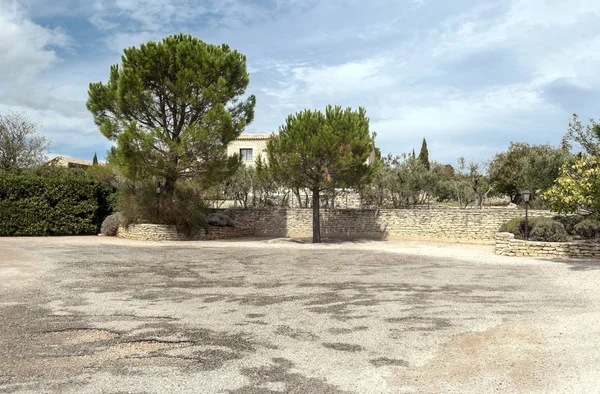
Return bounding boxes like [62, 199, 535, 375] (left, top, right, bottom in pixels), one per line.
[359, 153, 433, 208]
[489, 142, 571, 203]
[87, 34, 256, 199]
[562, 114, 600, 156]
[544, 155, 600, 219]
[0, 111, 50, 172]
[417, 138, 430, 170]
[267, 105, 377, 242]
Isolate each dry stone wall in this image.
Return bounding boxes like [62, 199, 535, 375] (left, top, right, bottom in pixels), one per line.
[117, 224, 255, 241]
[495, 232, 600, 259]
[217, 208, 554, 242]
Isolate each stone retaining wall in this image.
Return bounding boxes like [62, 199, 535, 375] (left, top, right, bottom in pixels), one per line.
[218, 208, 554, 242]
[117, 224, 255, 241]
[495, 232, 600, 258]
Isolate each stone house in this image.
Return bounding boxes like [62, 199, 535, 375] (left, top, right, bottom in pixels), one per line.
[45, 156, 95, 168]
[227, 133, 377, 167]
[226, 133, 271, 167]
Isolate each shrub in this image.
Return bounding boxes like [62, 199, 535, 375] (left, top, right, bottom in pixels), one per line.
[119, 180, 207, 237]
[553, 215, 584, 235]
[529, 218, 569, 242]
[207, 212, 237, 227]
[0, 173, 101, 236]
[574, 218, 600, 240]
[500, 216, 552, 239]
[100, 212, 122, 236]
[500, 217, 526, 238]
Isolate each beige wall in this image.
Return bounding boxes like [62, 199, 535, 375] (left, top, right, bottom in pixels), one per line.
[496, 232, 600, 259]
[215, 208, 554, 243]
[227, 139, 269, 167]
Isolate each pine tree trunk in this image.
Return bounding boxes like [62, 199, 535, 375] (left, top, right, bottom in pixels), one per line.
[312, 188, 321, 243]
[163, 156, 178, 198]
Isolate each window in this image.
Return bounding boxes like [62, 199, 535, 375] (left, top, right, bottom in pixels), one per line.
[240, 148, 253, 162]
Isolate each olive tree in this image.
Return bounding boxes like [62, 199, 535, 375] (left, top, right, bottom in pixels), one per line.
[0, 112, 49, 172]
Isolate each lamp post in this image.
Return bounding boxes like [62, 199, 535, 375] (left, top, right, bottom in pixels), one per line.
[521, 189, 531, 240]
[156, 182, 162, 219]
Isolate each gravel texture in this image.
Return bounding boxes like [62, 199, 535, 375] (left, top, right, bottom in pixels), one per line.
[1, 236, 600, 393]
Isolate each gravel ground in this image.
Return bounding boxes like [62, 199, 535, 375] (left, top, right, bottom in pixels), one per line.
[1, 236, 599, 393]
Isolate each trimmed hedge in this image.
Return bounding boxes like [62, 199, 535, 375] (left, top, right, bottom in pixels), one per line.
[0, 173, 107, 236]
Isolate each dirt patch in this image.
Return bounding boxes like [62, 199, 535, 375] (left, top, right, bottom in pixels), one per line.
[40, 328, 119, 345]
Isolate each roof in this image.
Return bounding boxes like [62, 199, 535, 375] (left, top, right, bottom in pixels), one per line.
[236, 133, 273, 141]
[46, 156, 95, 167]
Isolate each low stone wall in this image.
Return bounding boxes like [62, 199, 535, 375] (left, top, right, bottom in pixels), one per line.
[495, 232, 600, 258]
[218, 208, 554, 242]
[117, 224, 255, 241]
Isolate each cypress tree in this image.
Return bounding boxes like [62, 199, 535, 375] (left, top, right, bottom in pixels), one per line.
[418, 138, 430, 170]
[92, 152, 98, 166]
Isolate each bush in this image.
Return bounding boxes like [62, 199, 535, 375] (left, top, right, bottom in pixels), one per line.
[500, 216, 555, 240]
[207, 212, 237, 227]
[100, 212, 122, 236]
[574, 218, 600, 240]
[553, 215, 584, 235]
[529, 218, 568, 242]
[500, 217, 526, 238]
[119, 180, 207, 237]
[0, 173, 102, 236]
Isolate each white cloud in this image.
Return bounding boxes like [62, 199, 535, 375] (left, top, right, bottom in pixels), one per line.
[292, 58, 395, 96]
[0, 0, 72, 80]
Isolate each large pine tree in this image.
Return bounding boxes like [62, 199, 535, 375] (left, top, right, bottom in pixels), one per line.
[87, 34, 256, 198]
[267, 106, 378, 243]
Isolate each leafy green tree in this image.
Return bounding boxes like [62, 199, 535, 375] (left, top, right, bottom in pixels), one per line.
[87, 34, 256, 199]
[417, 137, 430, 170]
[456, 159, 491, 209]
[489, 142, 571, 203]
[544, 155, 600, 219]
[0, 111, 49, 172]
[359, 153, 435, 208]
[431, 163, 455, 202]
[92, 152, 98, 166]
[267, 105, 377, 242]
[562, 114, 600, 156]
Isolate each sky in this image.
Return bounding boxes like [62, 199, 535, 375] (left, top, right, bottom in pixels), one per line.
[1, 0, 600, 164]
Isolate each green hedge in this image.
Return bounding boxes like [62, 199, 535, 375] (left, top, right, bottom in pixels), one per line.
[0, 173, 108, 236]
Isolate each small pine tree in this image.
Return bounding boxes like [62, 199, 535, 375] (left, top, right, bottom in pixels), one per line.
[411, 148, 416, 159]
[418, 138, 430, 170]
[92, 152, 99, 166]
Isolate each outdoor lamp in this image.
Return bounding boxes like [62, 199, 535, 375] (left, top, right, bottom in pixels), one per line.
[521, 189, 531, 240]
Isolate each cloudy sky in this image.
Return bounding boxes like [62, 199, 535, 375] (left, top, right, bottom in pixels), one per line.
[1, 0, 600, 164]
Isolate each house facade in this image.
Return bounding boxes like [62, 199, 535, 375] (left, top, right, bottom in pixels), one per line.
[228, 133, 376, 167]
[226, 133, 271, 167]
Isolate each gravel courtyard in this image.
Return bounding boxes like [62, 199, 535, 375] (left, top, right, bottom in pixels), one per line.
[1, 236, 600, 394]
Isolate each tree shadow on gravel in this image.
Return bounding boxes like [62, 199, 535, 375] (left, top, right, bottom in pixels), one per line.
[543, 258, 600, 271]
